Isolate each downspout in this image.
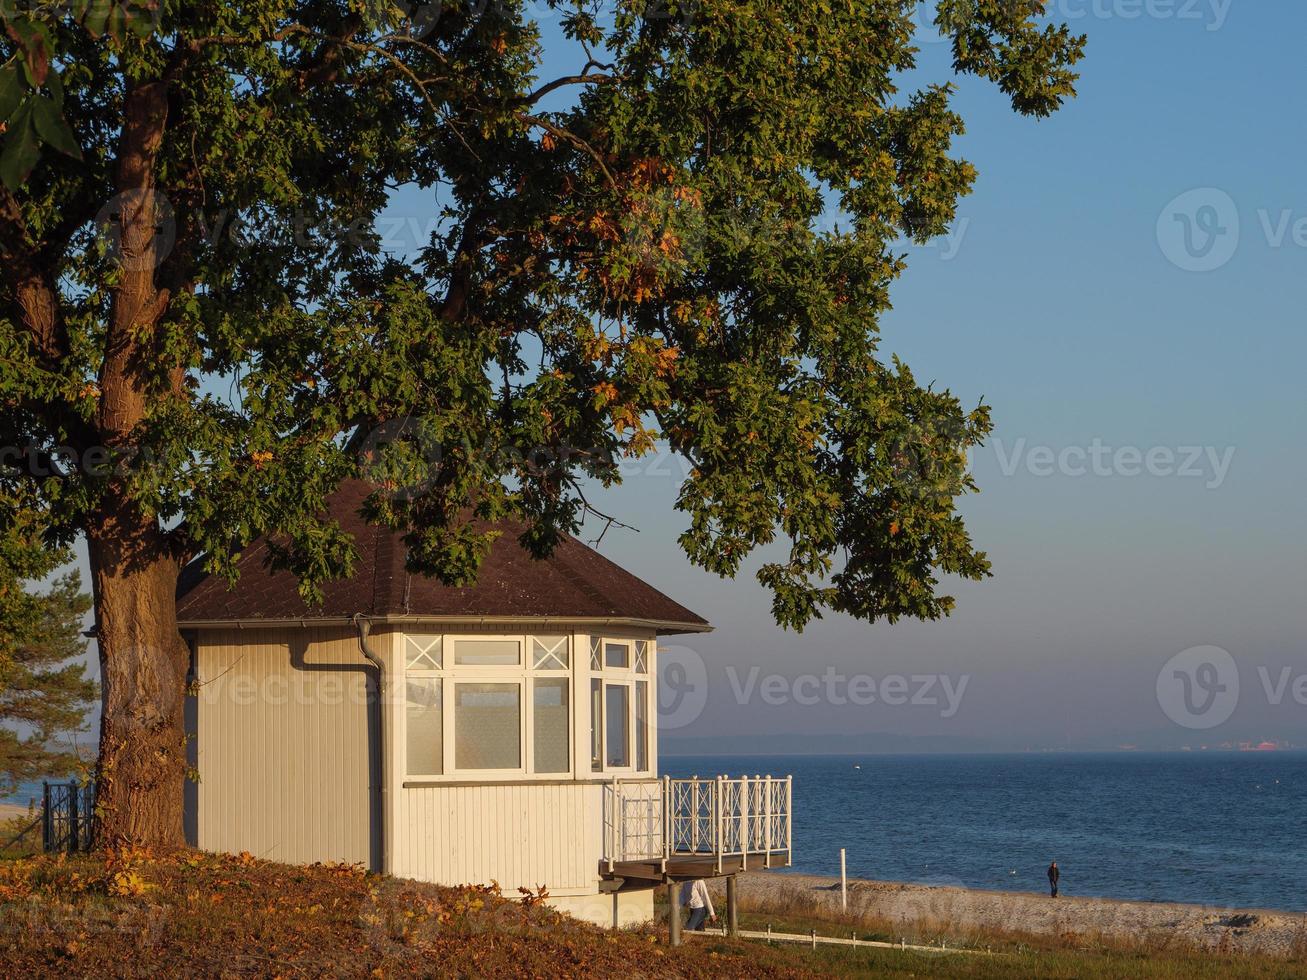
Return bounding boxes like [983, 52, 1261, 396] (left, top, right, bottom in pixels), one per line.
[353, 614, 389, 875]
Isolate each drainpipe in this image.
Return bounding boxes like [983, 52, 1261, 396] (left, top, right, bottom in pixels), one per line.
[353, 614, 389, 876]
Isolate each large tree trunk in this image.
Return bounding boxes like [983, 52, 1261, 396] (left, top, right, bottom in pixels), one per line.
[86, 78, 188, 849]
[88, 499, 188, 849]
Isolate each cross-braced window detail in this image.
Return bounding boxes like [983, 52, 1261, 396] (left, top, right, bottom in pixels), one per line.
[531, 636, 568, 670]
[405, 634, 443, 671]
[589, 636, 602, 671]
[633, 640, 649, 673]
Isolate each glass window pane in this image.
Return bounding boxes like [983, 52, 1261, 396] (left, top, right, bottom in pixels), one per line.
[604, 642, 629, 669]
[405, 634, 443, 670]
[406, 678, 443, 776]
[533, 678, 570, 774]
[590, 678, 602, 771]
[635, 680, 648, 771]
[455, 683, 521, 770]
[633, 640, 648, 673]
[531, 636, 569, 670]
[605, 684, 629, 768]
[590, 637, 602, 671]
[455, 639, 520, 666]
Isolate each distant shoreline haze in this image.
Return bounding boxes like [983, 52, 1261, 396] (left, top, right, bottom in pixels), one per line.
[659, 734, 1301, 757]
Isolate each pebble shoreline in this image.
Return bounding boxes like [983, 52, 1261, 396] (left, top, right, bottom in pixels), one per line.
[735, 870, 1307, 958]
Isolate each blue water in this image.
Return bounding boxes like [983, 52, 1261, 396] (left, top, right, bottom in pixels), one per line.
[1, 780, 48, 809]
[663, 753, 1307, 912]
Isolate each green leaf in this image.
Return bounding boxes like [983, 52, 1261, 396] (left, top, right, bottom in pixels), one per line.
[32, 96, 82, 161]
[45, 66, 65, 111]
[6, 19, 52, 88]
[0, 63, 24, 122]
[127, 2, 157, 39]
[83, 1, 112, 39]
[0, 102, 40, 190]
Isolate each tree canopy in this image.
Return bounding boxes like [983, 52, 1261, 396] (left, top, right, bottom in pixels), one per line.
[0, 498, 96, 794]
[1, 1, 1083, 628]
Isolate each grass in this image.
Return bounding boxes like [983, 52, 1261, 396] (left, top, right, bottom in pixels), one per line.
[655, 889, 1307, 979]
[0, 812, 42, 859]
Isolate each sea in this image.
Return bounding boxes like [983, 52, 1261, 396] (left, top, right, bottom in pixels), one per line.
[1, 780, 48, 810]
[9, 755, 1305, 912]
[663, 752, 1307, 913]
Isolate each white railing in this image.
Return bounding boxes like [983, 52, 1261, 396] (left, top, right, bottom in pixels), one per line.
[602, 774, 792, 873]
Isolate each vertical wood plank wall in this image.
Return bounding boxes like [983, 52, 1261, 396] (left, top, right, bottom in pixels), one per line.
[193, 627, 379, 867]
[393, 782, 604, 896]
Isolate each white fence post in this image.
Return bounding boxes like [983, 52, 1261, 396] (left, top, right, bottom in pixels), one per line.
[713, 775, 723, 874]
[786, 777, 793, 856]
[740, 774, 750, 858]
[840, 848, 847, 911]
[662, 774, 670, 870]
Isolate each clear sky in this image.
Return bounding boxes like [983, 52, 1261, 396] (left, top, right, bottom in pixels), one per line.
[60, 2, 1307, 753]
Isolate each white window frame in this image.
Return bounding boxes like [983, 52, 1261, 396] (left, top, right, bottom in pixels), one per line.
[588, 635, 655, 777]
[403, 632, 574, 781]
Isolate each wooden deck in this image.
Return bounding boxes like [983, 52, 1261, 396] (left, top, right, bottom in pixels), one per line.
[600, 775, 792, 895]
[601, 848, 791, 887]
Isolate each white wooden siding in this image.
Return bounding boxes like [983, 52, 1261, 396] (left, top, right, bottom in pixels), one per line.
[192, 627, 380, 867]
[394, 782, 603, 896]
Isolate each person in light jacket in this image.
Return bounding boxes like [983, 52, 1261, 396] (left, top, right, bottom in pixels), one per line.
[681, 878, 717, 931]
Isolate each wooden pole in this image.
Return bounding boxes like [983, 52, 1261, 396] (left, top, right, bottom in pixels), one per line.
[726, 874, 739, 937]
[668, 881, 682, 948]
[840, 848, 847, 911]
[41, 782, 50, 853]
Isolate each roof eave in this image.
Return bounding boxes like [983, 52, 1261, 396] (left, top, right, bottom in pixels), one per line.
[175, 613, 713, 636]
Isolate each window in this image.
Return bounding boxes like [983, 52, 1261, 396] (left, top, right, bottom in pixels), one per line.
[590, 678, 602, 772]
[532, 636, 568, 670]
[404, 633, 572, 778]
[406, 678, 442, 776]
[589, 636, 655, 774]
[604, 641, 629, 669]
[605, 684, 629, 768]
[533, 678, 569, 773]
[405, 634, 442, 670]
[635, 680, 648, 771]
[455, 638, 520, 666]
[454, 683, 520, 770]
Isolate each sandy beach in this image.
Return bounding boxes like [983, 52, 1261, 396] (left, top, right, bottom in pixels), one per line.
[0, 801, 38, 823]
[737, 871, 1307, 958]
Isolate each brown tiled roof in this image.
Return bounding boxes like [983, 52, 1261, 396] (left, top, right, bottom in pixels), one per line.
[175, 479, 710, 634]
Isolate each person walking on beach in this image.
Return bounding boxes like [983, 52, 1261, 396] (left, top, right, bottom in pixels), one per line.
[681, 878, 717, 931]
[1047, 861, 1060, 898]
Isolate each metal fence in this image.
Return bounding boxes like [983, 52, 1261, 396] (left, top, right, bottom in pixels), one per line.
[43, 780, 95, 853]
[603, 774, 792, 872]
